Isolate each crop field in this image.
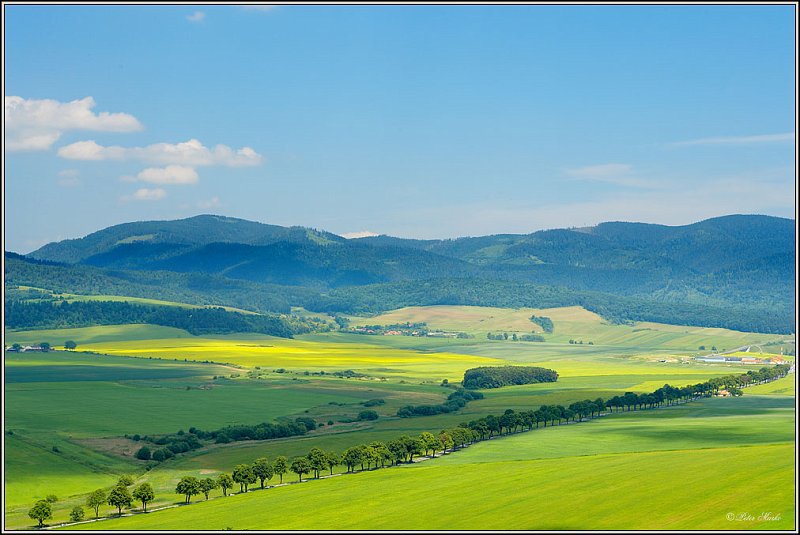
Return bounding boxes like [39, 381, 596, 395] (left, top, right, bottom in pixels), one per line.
[62, 395, 795, 530]
[4, 305, 795, 530]
[352, 305, 782, 350]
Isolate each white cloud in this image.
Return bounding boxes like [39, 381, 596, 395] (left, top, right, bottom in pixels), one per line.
[669, 132, 795, 147]
[58, 139, 263, 167]
[187, 11, 206, 22]
[7, 132, 62, 151]
[566, 163, 633, 178]
[197, 196, 220, 209]
[123, 188, 167, 202]
[5, 96, 143, 151]
[341, 231, 380, 239]
[136, 165, 199, 185]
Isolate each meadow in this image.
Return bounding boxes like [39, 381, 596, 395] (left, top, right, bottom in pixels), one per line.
[4, 304, 795, 530]
[62, 395, 795, 530]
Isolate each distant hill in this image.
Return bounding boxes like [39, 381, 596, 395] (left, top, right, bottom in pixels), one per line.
[10, 213, 796, 334]
[28, 214, 345, 264]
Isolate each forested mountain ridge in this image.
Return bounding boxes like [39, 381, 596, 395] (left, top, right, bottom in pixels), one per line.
[7, 214, 796, 334]
[28, 214, 345, 264]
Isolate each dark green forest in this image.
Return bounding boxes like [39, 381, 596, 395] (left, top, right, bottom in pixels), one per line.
[5, 213, 795, 335]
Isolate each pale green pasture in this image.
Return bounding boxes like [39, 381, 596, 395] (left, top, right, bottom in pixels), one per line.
[350, 305, 784, 351]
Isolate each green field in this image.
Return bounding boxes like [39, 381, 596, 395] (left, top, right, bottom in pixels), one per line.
[62, 395, 795, 530]
[4, 305, 795, 530]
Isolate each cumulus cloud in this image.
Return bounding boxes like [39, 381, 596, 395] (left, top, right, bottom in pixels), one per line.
[187, 11, 205, 22]
[58, 138, 263, 167]
[136, 165, 199, 185]
[341, 231, 380, 239]
[5, 96, 143, 151]
[669, 132, 795, 147]
[123, 188, 167, 202]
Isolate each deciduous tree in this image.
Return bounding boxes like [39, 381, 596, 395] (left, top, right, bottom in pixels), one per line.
[175, 476, 201, 504]
[290, 457, 311, 482]
[28, 500, 52, 527]
[253, 458, 274, 489]
[200, 478, 219, 500]
[217, 473, 234, 497]
[86, 489, 106, 518]
[107, 484, 133, 515]
[132, 483, 155, 512]
[273, 456, 289, 483]
[232, 464, 256, 493]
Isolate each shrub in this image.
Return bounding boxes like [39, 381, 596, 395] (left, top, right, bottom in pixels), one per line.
[69, 506, 85, 522]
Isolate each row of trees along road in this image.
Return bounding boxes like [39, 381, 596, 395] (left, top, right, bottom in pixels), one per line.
[28, 365, 790, 527]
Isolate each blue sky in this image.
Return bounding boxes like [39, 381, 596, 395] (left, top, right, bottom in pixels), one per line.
[4, 4, 796, 253]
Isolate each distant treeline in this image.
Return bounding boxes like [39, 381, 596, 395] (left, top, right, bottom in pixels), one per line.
[463, 366, 559, 389]
[396, 388, 485, 418]
[6, 253, 795, 334]
[4, 300, 295, 338]
[307, 279, 794, 334]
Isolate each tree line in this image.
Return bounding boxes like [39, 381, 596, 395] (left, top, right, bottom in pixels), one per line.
[5, 299, 295, 338]
[10, 250, 794, 335]
[396, 388, 485, 417]
[28, 364, 790, 527]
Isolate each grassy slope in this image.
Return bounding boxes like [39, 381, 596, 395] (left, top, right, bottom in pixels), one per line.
[5, 306, 794, 529]
[63, 395, 795, 531]
[352, 305, 785, 349]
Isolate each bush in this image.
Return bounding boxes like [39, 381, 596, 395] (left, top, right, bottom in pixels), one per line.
[69, 506, 85, 522]
[135, 446, 151, 460]
[151, 448, 173, 462]
[358, 410, 379, 421]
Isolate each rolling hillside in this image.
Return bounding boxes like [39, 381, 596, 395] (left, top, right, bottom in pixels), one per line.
[6, 214, 796, 333]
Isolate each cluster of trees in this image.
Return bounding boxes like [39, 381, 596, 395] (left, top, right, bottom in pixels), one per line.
[568, 339, 593, 345]
[529, 315, 554, 333]
[5, 300, 296, 338]
[486, 332, 545, 342]
[396, 388, 484, 418]
[462, 366, 559, 389]
[29, 476, 157, 527]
